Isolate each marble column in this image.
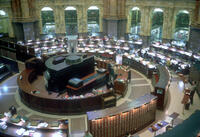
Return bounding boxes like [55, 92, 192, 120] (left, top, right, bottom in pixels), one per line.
[82, 7, 88, 33]
[36, 7, 43, 35]
[77, 6, 88, 37]
[189, 9, 195, 26]
[77, 6, 81, 33]
[126, 6, 131, 34]
[99, 7, 103, 33]
[54, 5, 66, 37]
[162, 7, 174, 43]
[171, 8, 179, 41]
[7, 8, 14, 38]
[140, 6, 151, 47]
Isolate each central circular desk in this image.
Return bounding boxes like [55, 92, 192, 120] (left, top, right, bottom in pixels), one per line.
[16, 49, 173, 137]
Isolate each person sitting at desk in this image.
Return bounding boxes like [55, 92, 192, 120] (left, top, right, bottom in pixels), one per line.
[9, 105, 17, 116]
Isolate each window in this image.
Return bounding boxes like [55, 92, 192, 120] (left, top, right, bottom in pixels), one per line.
[0, 10, 9, 36]
[41, 7, 55, 35]
[174, 10, 190, 44]
[65, 6, 78, 36]
[130, 7, 141, 35]
[150, 8, 163, 42]
[87, 6, 99, 36]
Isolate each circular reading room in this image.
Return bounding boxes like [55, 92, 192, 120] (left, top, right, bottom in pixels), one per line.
[0, 0, 200, 137]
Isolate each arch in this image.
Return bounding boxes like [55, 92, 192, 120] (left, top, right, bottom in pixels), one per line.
[153, 8, 163, 13]
[132, 7, 140, 11]
[130, 7, 141, 36]
[41, 7, 55, 35]
[0, 9, 9, 35]
[150, 8, 164, 42]
[178, 10, 189, 14]
[41, 7, 53, 11]
[65, 6, 76, 11]
[65, 6, 78, 35]
[0, 10, 7, 16]
[88, 6, 99, 10]
[87, 6, 100, 36]
[173, 10, 190, 44]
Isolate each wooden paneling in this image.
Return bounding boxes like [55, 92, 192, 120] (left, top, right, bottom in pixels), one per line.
[18, 69, 115, 114]
[87, 94, 157, 137]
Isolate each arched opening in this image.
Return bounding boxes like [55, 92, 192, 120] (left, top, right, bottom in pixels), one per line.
[65, 6, 78, 36]
[87, 6, 99, 36]
[174, 10, 190, 46]
[150, 8, 163, 42]
[130, 7, 141, 35]
[0, 10, 9, 37]
[41, 7, 55, 35]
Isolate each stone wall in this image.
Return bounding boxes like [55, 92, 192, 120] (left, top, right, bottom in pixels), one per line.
[126, 0, 195, 41]
[0, 0, 197, 40]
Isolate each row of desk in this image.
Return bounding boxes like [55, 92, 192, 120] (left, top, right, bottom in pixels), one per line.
[122, 53, 156, 78]
[15, 36, 143, 62]
[16, 38, 68, 61]
[140, 48, 191, 74]
[151, 43, 200, 61]
[77, 47, 116, 61]
[78, 37, 142, 48]
[151, 43, 200, 63]
[0, 113, 68, 137]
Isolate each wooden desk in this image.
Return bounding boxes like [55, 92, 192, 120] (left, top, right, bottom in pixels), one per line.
[18, 69, 114, 114]
[114, 68, 128, 96]
[87, 94, 157, 137]
[122, 55, 155, 78]
[154, 66, 171, 110]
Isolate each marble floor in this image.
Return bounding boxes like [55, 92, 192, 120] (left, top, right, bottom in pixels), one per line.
[0, 62, 200, 137]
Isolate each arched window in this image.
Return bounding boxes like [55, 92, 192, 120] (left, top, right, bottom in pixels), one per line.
[130, 7, 141, 35]
[0, 10, 9, 36]
[41, 7, 55, 35]
[174, 10, 190, 43]
[65, 6, 77, 36]
[150, 8, 163, 42]
[87, 6, 99, 36]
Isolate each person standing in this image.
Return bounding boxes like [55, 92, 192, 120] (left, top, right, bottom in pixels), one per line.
[190, 81, 197, 105]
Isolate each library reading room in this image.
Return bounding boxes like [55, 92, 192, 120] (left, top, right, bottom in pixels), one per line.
[0, 0, 200, 137]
